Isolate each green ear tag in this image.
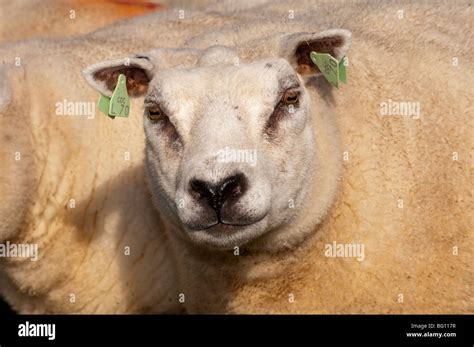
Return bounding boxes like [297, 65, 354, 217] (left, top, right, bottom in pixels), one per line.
[310, 51, 347, 88]
[339, 57, 347, 84]
[108, 73, 130, 118]
[98, 95, 112, 117]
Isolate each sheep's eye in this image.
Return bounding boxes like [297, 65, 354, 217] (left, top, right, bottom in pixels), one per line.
[147, 106, 164, 122]
[281, 90, 299, 105]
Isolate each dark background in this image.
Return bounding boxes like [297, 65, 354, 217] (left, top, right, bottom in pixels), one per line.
[0, 297, 15, 315]
[1, 314, 472, 345]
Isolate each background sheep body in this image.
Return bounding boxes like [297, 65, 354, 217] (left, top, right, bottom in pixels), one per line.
[0, 0, 472, 313]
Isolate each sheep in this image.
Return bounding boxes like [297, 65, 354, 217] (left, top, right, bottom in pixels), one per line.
[0, 0, 164, 44]
[0, 0, 472, 314]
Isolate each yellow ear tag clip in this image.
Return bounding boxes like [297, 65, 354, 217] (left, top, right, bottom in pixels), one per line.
[97, 74, 130, 119]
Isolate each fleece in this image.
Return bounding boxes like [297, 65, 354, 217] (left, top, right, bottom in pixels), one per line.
[0, 0, 472, 313]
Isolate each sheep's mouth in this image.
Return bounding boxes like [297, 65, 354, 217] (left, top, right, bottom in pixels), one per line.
[187, 213, 267, 233]
[183, 215, 269, 249]
[203, 222, 254, 234]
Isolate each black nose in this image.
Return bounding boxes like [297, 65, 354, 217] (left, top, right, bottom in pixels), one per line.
[189, 173, 247, 214]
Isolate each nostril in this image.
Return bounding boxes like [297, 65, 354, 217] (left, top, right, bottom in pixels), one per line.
[219, 173, 247, 202]
[189, 173, 248, 215]
[189, 179, 216, 208]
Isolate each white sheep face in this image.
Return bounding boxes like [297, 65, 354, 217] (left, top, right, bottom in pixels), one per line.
[83, 29, 352, 250]
[143, 57, 315, 249]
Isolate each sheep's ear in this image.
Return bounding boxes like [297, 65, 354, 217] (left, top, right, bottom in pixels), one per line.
[280, 29, 352, 76]
[82, 56, 154, 97]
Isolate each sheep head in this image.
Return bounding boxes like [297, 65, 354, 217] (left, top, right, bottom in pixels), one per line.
[83, 29, 352, 251]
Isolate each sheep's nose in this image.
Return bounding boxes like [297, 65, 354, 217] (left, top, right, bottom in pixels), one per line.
[189, 173, 247, 214]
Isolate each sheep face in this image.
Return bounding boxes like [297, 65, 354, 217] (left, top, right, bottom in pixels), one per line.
[83, 29, 351, 250]
[143, 57, 314, 249]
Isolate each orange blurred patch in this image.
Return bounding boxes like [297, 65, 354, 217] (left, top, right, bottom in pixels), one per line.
[75, 0, 164, 19]
[0, 0, 165, 44]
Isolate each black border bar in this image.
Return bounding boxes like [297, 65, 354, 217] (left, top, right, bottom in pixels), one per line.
[0, 314, 472, 345]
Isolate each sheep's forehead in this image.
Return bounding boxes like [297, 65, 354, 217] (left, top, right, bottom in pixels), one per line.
[146, 59, 302, 137]
[150, 58, 299, 106]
